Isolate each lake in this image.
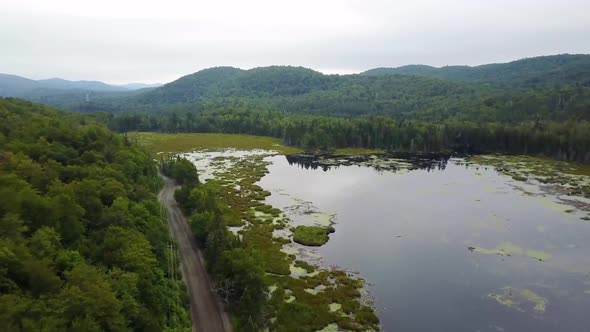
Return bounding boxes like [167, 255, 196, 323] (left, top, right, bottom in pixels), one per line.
[255, 155, 590, 332]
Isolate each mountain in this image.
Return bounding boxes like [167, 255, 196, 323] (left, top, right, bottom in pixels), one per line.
[4, 54, 590, 122]
[38, 60, 587, 123]
[137, 66, 342, 105]
[0, 73, 40, 96]
[362, 54, 590, 87]
[118, 82, 163, 90]
[37, 78, 127, 92]
[0, 73, 161, 97]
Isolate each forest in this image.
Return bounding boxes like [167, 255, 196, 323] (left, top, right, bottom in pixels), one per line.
[23, 55, 590, 122]
[0, 98, 190, 331]
[362, 54, 590, 88]
[2, 55, 588, 163]
[2, 53, 590, 331]
[101, 107, 590, 163]
[27, 55, 584, 163]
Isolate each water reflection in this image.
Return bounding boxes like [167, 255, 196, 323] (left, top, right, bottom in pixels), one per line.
[285, 152, 451, 173]
[259, 155, 590, 332]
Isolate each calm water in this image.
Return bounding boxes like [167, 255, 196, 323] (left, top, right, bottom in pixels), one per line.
[258, 156, 590, 332]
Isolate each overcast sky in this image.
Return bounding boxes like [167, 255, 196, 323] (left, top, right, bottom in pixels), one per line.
[1, 0, 589, 84]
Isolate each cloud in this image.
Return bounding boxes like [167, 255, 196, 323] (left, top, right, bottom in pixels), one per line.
[1, 0, 589, 84]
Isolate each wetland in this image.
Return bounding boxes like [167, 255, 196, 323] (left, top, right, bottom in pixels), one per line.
[181, 147, 590, 332]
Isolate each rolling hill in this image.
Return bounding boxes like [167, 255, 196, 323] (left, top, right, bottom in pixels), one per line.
[362, 54, 590, 88]
[4, 54, 590, 123]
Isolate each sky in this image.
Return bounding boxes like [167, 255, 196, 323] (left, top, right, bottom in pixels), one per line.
[1, 0, 589, 84]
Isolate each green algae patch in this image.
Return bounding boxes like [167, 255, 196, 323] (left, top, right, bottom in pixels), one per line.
[468, 242, 523, 256]
[489, 293, 518, 310]
[289, 263, 308, 278]
[329, 303, 342, 312]
[292, 225, 332, 246]
[525, 249, 552, 262]
[488, 287, 547, 313]
[310, 212, 336, 226]
[305, 284, 327, 295]
[468, 242, 552, 262]
[521, 289, 547, 313]
[314, 323, 339, 332]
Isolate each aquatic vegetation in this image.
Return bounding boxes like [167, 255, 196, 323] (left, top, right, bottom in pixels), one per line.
[180, 149, 380, 331]
[520, 289, 547, 313]
[329, 303, 342, 312]
[525, 249, 552, 262]
[469, 154, 590, 202]
[333, 148, 384, 155]
[468, 242, 552, 262]
[489, 293, 517, 310]
[289, 263, 309, 277]
[305, 284, 327, 295]
[488, 287, 547, 313]
[315, 323, 339, 332]
[310, 212, 336, 227]
[292, 225, 332, 246]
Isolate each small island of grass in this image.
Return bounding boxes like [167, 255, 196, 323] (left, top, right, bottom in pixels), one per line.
[292, 225, 334, 246]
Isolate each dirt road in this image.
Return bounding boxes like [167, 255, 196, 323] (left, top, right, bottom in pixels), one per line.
[158, 174, 232, 332]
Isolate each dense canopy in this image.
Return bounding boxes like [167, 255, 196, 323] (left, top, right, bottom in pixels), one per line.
[0, 98, 189, 331]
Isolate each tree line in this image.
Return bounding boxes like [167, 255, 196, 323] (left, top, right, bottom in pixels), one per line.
[102, 107, 590, 163]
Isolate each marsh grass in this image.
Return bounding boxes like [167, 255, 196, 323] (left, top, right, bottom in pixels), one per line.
[130, 132, 387, 157]
[128, 132, 302, 155]
[189, 151, 380, 331]
[292, 225, 331, 246]
[333, 147, 384, 155]
[469, 154, 590, 199]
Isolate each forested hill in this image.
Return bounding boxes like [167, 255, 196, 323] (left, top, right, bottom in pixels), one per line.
[138, 66, 343, 104]
[362, 54, 590, 88]
[0, 98, 189, 330]
[7, 54, 590, 123]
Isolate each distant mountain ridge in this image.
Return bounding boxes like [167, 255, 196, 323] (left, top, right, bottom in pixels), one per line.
[361, 54, 590, 87]
[37, 78, 127, 92]
[0, 73, 161, 97]
[2, 54, 589, 122]
[118, 82, 163, 90]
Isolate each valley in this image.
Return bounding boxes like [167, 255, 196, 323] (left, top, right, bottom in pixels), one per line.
[2, 53, 590, 331]
[141, 132, 590, 331]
